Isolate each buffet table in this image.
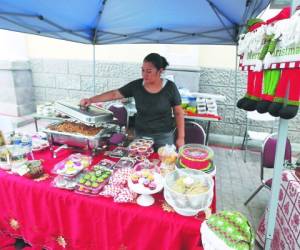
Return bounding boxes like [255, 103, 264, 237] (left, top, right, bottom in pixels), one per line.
[0, 148, 216, 250]
[256, 170, 300, 250]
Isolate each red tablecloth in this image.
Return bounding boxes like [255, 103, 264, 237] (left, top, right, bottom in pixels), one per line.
[0, 148, 216, 250]
[256, 170, 300, 250]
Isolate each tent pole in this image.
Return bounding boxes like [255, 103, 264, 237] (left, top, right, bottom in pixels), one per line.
[231, 45, 238, 152]
[264, 1, 298, 248]
[93, 44, 96, 96]
[264, 119, 288, 250]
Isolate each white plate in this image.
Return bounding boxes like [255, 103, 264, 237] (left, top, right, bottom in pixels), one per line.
[128, 172, 163, 195]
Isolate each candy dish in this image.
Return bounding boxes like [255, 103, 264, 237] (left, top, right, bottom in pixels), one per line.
[128, 170, 163, 206]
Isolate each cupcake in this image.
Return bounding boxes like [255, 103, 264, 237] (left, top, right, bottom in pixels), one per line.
[148, 182, 157, 190]
[131, 174, 139, 184]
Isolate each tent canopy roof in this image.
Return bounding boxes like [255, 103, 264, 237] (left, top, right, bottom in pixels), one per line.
[0, 0, 270, 45]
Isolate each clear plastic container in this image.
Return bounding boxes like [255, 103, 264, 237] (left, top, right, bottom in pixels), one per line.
[52, 153, 91, 177]
[0, 145, 28, 171]
[164, 168, 214, 216]
[75, 169, 112, 195]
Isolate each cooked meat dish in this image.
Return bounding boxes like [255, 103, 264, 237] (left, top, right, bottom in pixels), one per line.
[48, 121, 102, 136]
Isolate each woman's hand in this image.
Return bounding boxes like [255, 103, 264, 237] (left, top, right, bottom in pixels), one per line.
[176, 137, 185, 149]
[80, 98, 91, 107]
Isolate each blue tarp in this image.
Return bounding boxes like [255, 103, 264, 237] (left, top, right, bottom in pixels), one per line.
[0, 0, 270, 45]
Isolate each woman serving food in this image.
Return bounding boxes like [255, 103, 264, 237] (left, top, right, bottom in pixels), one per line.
[80, 53, 185, 150]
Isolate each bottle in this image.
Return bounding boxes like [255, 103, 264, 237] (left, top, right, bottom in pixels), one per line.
[21, 134, 32, 152]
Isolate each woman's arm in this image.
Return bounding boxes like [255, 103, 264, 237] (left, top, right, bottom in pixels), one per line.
[80, 90, 124, 107]
[173, 105, 185, 148]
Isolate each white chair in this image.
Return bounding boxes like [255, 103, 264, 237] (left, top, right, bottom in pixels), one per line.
[241, 111, 276, 162]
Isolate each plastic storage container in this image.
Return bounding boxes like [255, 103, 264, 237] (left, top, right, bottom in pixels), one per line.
[164, 168, 214, 216]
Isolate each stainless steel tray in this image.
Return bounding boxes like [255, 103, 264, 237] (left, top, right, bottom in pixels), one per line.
[55, 101, 113, 126]
[43, 122, 117, 157]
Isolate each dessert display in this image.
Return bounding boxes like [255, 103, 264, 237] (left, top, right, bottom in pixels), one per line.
[128, 138, 154, 162]
[75, 167, 112, 195]
[164, 168, 214, 216]
[128, 167, 163, 206]
[177, 144, 215, 174]
[48, 121, 102, 136]
[130, 169, 157, 190]
[52, 153, 91, 177]
[100, 167, 137, 203]
[114, 157, 136, 169]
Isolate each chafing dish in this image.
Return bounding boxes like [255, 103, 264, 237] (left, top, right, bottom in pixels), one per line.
[44, 102, 117, 158]
[44, 121, 117, 158]
[55, 101, 113, 126]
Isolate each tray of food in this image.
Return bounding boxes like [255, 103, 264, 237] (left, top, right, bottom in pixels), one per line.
[44, 121, 117, 151]
[75, 167, 112, 195]
[52, 153, 91, 177]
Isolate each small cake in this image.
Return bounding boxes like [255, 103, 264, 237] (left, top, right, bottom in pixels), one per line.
[178, 144, 213, 171]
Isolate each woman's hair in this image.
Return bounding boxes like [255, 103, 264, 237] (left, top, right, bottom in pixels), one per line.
[143, 53, 169, 70]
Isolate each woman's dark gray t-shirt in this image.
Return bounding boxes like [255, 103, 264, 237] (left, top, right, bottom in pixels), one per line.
[119, 79, 181, 134]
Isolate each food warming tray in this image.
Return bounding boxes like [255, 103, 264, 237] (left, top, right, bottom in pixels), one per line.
[44, 122, 117, 158]
[55, 101, 113, 126]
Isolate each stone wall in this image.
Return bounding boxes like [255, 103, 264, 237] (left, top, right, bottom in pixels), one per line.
[0, 61, 35, 116]
[29, 59, 300, 143]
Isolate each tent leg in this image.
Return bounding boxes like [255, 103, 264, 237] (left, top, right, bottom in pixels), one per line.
[264, 118, 288, 250]
[264, 1, 299, 247]
[231, 45, 238, 152]
[93, 44, 96, 96]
